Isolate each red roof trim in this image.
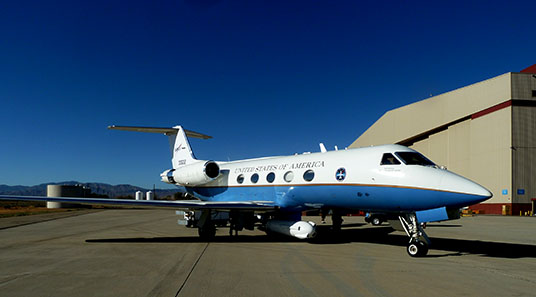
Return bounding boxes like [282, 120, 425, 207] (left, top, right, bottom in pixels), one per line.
[520, 64, 536, 73]
[471, 100, 512, 120]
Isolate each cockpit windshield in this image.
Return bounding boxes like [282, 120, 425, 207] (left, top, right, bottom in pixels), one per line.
[395, 152, 436, 166]
[380, 153, 401, 165]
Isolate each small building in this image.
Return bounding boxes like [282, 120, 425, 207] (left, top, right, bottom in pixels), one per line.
[350, 65, 536, 215]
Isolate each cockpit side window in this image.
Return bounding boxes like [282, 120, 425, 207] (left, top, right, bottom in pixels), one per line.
[380, 153, 401, 165]
[395, 152, 436, 166]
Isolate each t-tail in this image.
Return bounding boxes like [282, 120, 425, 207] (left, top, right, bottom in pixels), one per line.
[108, 125, 220, 186]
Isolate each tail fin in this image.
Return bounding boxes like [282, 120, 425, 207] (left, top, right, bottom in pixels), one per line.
[108, 125, 212, 168]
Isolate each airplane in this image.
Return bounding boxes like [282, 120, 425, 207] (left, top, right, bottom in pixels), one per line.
[0, 125, 492, 257]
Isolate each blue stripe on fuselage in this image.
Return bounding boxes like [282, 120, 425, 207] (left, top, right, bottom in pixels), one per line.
[186, 184, 487, 212]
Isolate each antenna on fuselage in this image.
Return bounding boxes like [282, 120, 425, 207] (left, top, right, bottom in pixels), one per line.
[319, 143, 327, 153]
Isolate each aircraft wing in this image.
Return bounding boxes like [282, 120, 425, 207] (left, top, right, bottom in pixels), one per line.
[0, 195, 277, 211]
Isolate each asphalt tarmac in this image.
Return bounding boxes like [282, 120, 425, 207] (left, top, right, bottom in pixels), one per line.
[0, 209, 535, 297]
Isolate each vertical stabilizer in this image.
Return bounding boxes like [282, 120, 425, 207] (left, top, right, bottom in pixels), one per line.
[168, 126, 197, 168]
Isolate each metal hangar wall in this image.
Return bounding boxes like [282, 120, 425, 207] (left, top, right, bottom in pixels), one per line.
[350, 65, 536, 215]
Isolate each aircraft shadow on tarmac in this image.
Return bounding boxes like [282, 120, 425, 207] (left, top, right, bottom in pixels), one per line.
[86, 224, 536, 259]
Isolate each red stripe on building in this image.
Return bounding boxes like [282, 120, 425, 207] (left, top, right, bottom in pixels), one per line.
[471, 100, 512, 120]
[470, 203, 532, 215]
[520, 64, 536, 73]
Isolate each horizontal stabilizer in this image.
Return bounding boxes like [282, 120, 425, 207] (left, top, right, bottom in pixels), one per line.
[108, 125, 212, 139]
[0, 195, 276, 211]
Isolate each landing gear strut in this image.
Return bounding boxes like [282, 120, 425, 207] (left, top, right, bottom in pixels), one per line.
[229, 211, 243, 237]
[399, 213, 430, 257]
[197, 210, 216, 240]
[332, 211, 343, 232]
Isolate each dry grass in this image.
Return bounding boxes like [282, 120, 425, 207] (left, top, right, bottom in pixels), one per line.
[0, 206, 72, 218]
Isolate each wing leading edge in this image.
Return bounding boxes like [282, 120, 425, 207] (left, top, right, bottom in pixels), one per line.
[0, 195, 277, 211]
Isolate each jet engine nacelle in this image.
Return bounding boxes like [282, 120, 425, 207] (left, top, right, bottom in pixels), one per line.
[265, 220, 317, 239]
[160, 161, 220, 186]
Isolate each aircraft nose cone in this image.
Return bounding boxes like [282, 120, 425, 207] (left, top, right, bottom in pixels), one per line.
[440, 171, 492, 204]
[470, 182, 493, 199]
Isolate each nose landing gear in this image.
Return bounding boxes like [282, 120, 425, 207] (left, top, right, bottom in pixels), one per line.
[399, 213, 430, 257]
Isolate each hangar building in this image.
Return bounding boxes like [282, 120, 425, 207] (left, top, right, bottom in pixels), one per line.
[350, 65, 536, 215]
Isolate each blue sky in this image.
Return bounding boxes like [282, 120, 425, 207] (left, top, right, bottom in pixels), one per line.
[1, 0, 535, 189]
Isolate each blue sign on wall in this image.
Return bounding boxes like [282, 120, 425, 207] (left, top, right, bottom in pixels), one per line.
[517, 189, 525, 195]
[502, 189, 508, 195]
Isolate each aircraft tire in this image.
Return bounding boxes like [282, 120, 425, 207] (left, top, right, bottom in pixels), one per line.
[371, 217, 382, 225]
[407, 240, 428, 257]
[198, 223, 216, 240]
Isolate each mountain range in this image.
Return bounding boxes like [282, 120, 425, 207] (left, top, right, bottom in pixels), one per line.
[0, 181, 182, 198]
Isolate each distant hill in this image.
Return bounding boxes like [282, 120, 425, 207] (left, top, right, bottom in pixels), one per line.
[0, 181, 182, 199]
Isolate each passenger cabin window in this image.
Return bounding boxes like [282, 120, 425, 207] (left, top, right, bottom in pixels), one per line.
[303, 170, 315, 182]
[237, 174, 244, 184]
[395, 152, 435, 166]
[266, 172, 275, 183]
[381, 153, 401, 165]
[251, 173, 259, 183]
[284, 171, 294, 182]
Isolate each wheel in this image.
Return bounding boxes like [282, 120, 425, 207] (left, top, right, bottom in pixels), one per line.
[371, 217, 382, 226]
[187, 219, 197, 228]
[407, 240, 428, 257]
[198, 223, 216, 240]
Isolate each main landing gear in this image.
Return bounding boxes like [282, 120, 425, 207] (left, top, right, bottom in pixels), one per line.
[399, 213, 430, 257]
[228, 211, 243, 237]
[331, 210, 344, 232]
[197, 210, 216, 240]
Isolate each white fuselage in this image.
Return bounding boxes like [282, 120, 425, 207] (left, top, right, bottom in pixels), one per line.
[174, 144, 491, 213]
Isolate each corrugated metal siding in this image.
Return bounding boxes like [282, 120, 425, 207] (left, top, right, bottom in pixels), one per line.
[349, 72, 536, 211]
[468, 107, 512, 204]
[351, 73, 512, 148]
[511, 105, 536, 204]
[447, 119, 471, 176]
[408, 108, 512, 204]
[511, 73, 536, 100]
